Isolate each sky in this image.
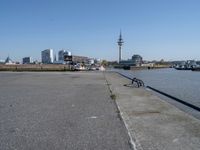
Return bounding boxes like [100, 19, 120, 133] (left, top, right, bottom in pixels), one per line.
[1, 0, 200, 61]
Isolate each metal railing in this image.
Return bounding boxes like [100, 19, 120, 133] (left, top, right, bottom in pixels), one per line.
[131, 77, 145, 88]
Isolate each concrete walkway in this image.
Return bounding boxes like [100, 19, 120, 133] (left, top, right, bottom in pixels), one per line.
[0, 72, 131, 150]
[105, 72, 200, 150]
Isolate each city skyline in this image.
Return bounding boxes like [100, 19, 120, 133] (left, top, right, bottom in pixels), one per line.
[1, 0, 200, 61]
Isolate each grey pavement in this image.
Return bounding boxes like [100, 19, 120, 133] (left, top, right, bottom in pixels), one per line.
[0, 72, 132, 150]
[105, 72, 200, 150]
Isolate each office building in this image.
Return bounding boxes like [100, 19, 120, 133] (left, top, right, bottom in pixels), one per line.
[132, 55, 143, 66]
[72, 55, 88, 64]
[41, 49, 53, 64]
[58, 49, 66, 61]
[120, 54, 143, 67]
[58, 49, 72, 61]
[57, 49, 72, 64]
[22, 57, 32, 64]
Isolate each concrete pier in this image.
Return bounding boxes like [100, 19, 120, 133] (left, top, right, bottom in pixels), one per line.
[1, 71, 200, 150]
[0, 72, 131, 150]
[105, 72, 200, 150]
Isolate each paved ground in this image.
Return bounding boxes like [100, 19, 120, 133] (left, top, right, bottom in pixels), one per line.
[0, 72, 132, 150]
[105, 72, 200, 150]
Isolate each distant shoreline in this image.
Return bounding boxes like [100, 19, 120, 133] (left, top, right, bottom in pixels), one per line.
[130, 66, 170, 70]
[114, 65, 170, 70]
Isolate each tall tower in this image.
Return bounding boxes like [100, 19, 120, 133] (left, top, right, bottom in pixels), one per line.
[117, 31, 124, 63]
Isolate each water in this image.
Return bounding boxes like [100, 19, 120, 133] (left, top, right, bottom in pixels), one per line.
[115, 68, 200, 108]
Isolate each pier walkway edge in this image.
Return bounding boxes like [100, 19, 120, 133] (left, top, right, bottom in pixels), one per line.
[104, 72, 200, 150]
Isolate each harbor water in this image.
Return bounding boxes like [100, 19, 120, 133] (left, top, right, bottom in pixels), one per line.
[115, 68, 200, 109]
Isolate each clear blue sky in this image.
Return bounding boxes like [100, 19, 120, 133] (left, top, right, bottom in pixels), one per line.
[1, 0, 200, 61]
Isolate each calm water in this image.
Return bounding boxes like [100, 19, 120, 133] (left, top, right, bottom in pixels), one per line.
[116, 68, 200, 108]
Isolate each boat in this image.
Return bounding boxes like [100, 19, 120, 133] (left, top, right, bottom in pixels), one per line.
[74, 63, 86, 71]
[123, 66, 130, 70]
[191, 68, 200, 71]
[175, 67, 192, 70]
[174, 60, 199, 71]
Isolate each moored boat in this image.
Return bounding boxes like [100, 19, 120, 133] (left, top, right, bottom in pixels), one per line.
[175, 67, 192, 70]
[191, 68, 200, 71]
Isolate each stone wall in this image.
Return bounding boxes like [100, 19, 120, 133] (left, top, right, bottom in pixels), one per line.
[0, 64, 70, 71]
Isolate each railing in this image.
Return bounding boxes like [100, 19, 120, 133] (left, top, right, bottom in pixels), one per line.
[131, 77, 145, 88]
[116, 72, 145, 88]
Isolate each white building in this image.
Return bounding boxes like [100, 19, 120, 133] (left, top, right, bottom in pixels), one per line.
[41, 49, 53, 64]
[58, 49, 72, 63]
[88, 59, 95, 65]
[58, 49, 66, 61]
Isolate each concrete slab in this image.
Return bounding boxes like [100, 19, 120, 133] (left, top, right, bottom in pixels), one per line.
[105, 72, 200, 150]
[0, 72, 131, 150]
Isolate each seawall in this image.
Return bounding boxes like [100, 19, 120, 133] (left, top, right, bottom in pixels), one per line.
[0, 64, 70, 71]
[105, 72, 200, 150]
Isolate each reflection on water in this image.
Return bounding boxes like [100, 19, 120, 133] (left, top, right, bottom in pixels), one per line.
[116, 68, 200, 107]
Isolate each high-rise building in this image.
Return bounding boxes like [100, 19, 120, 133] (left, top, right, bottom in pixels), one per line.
[58, 49, 66, 61]
[54, 54, 57, 62]
[22, 57, 32, 64]
[41, 49, 53, 64]
[58, 49, 72, 63]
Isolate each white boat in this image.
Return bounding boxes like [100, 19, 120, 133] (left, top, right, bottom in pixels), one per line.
[74, 63, 86, 71]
